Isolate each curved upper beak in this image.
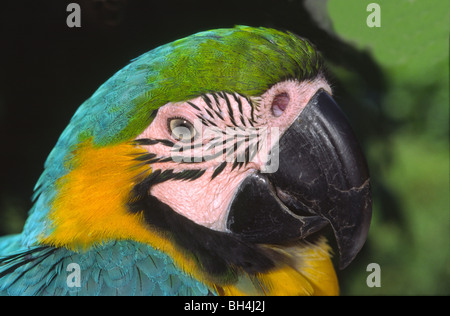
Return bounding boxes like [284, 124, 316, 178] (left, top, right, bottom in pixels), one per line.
[227, 89, 372, 269]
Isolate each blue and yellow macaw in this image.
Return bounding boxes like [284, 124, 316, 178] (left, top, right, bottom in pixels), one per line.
[0, 26, 371, 296]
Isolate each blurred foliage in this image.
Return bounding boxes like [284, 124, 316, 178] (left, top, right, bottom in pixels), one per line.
[0, 0, 448, 296]
[328, 0, 449, 295]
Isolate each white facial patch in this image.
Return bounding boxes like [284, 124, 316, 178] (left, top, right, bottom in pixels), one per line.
[135, 77, 331, 231]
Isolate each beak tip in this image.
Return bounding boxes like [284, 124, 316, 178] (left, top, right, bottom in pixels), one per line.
[337, 229, 369, 270]
[336, 191, 372, 269]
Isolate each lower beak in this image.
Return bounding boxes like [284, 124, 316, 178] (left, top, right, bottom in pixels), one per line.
[227, 89, 372, 269]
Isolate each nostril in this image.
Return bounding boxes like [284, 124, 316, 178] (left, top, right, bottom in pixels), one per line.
[271, 92, 290, 117]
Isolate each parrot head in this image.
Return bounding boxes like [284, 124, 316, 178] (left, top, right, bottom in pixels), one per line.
[23, 26, 371, 294]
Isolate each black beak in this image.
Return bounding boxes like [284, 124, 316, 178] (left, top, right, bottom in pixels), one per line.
[227, 89, 372, 269]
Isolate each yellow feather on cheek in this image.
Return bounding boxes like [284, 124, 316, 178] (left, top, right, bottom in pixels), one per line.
[41, 140, 221, 289]
[41, 140, 154, 249]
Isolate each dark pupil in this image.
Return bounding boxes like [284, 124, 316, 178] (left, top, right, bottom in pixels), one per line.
[175, 121, 192, 139]
[178, 121, 189, 129]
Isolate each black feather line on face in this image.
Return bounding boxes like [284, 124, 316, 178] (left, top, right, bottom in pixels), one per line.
[213, 109, 224, 121]
[239, 114, 247, 127]
[132, 138, 160, 146]
[196, 115, 210, 127]
[156, 139, 175, 147]
[224, 94, 235, 124]
[231, 93, 242, 111]
[204, 116, 218, 127]
[132, 138, 174, 147]
[237, 94, 245, 116]
[201, 94, 214, 111]
[231, 159, 239, 171]
[127, 189, 278, 283]
[147, 169, 206, 185]
[187, 101, 201, 111]
[128, 167, 207, 209]
[248, 97, 256, 124]
[211, 93, 220, 110]
[204, 107, 215, 120]
[211, 161, 227, 180]
[134, 153, 156, 161]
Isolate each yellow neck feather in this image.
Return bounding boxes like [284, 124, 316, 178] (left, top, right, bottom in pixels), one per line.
[40, 140, 211, 286]
[217, 238, 339, 296]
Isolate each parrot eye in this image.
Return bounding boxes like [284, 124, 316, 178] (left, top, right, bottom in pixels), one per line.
[271, 92, 290, 117]
[168, 117, 197, 142]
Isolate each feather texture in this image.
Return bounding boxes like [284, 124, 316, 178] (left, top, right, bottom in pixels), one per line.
[0, 240, 209, 296]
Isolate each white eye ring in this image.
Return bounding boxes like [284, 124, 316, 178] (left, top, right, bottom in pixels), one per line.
[168, 117, 197, 142]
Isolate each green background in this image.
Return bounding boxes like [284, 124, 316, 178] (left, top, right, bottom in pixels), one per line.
[328, 0, 449, 295]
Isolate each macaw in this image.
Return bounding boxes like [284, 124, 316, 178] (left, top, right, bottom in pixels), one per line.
[0, 26, 371, 296]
